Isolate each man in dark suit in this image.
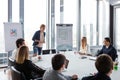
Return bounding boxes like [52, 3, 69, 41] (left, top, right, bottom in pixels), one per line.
[82, 54, 113, 80]
[97, 37, 117, 61]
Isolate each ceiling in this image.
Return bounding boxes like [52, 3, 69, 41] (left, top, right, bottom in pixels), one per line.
[108, 0, 120, 5]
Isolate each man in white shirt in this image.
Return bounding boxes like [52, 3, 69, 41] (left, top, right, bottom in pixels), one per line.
[11, 38, 25, 60]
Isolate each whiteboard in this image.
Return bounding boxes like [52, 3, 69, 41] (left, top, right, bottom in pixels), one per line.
[56, 24, 73, 51]
[4, 22, 23, 52]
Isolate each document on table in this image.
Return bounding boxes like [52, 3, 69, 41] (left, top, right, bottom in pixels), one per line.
[89, 56, 97, 61]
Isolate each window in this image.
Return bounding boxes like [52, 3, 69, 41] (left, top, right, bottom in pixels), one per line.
[24, 0, 47, 50]
[55, 0, 77, 48]
[81, 0, 97, 46]
[81, 0, 109, 46]
[64, 0, 77, 47]
[0, 0, 8, 52]
[99, 1, 109, 45]
[12, 0, 19, 22]
[114, 7, 120, 50]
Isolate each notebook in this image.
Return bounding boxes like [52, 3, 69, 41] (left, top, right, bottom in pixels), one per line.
[89, 56, 97, 61]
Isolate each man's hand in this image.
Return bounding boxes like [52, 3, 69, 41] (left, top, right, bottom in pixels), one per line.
[72, 74, 78, 80]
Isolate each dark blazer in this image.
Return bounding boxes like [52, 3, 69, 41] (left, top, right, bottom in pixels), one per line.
[82, 73, 111, 80]
[32, 30, 45, 46]
[97, 44, 117, 61]
[14, 60, 45, 80]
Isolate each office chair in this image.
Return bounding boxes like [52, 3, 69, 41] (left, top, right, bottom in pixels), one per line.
[4, 57, 15, 73]
[42, 49, 50, 55]
[11, 66, 42, 80]
[11, 66, 26, 80]
[8, 57, 15, 66]
[51, 49, 56, 54]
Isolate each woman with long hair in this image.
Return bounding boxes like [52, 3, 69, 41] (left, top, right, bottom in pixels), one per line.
[15, 46, 45, 80]
[80, 37, 91, 54]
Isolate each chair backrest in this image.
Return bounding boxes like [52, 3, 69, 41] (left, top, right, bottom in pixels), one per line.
[42, 49, 50, 55]
[11, 66, 43, 80]
[51, 49, 56, 54]
[65, 59, 69, 69]
[11, 66, 26, 80]
[8, 57, 15, 66]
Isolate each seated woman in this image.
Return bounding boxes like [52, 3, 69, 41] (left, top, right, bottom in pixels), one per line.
[14, 46, 45, 80]
[79, 37, 91, 55]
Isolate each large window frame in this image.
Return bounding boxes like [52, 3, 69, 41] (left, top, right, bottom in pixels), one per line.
[113, 4, 120, 50]
[24, 0, 47, 50]
[81, 0, 97, 46]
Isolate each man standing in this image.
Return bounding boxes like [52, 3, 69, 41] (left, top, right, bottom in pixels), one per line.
[32, 24, 46, 56]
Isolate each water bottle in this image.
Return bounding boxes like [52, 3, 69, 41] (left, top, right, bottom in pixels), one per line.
[114, 63, 118, 71]
[114, 58, 119, 71]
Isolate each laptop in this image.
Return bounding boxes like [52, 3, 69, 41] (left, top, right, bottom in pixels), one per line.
[62, 59, 69, 72]
[42, 49, 50, 55]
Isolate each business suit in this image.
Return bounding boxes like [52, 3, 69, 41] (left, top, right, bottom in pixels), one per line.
[15, 60, 45, 80]
[97, 44, 117, 61]
[82, 73, 111, 80]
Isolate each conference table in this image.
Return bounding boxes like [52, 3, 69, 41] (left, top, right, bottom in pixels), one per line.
[34, 51, 120, 80]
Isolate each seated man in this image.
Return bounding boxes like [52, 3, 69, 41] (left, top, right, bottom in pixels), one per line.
[11, 38, 25, 60]
[43, 54, 78, 80]
[82, 54, 113, 80]
[97, 37, 117, 61]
